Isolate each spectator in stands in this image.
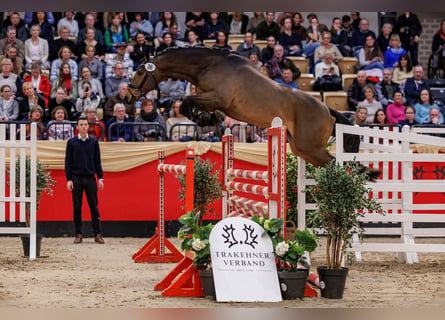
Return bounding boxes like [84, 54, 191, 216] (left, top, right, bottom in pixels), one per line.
[383, 34, 406, 69]
[0, 26, 25, 61]
[373, 108, 389, 124]
[386, 91, 406, 124]
[0, 58, 21, 98]
[104, 82, 135, 121]
[78, 45, 104, 82]
[155, 32, 175, 55]
[154, 12, 180, 46]
[357, 33, 384, 71]
[431, 19, 445, 76]
[274, 67, 299, 89]
[105, 43, 133, 79]
[359, 85, 383, 122]
[249, 52, 262, 69]
[266, 44, 300, 81]
[314, 31, 343, 63]
[0, 84, 19, 121]
[31, 12, 54, 44]
[236, 32, 262, 60]
[0, 44, 23, 77]
[75, 26, 105, 62]
[57, 12, 79, 40]
[185, 12, 208, 41]
[414, 89, 444, 124]
[158, 77, 185, 117]
[212, 31, 232, 50]
[260, 36, 276, 64]
[330, 17, 350, 57]
[19, 82, 46, 121]
[376, 23, 393, 55]
[228, 12, 249, 35]
[129, 12, 153, 40]
[50, 46, 78, 83]
[398, 105, 418, 128]
[291, 12, 308, 44]
[24, 63, 51, 107]
[305, 16, 323, 58]
[404, 65, 429, 106]
[24, 12, 54, 27]
[47, 106, 74, 141]
[77, 66, 103, 101]
[247, 12, 266, 35]
[394, 12, 422, 66]
[105, 13, 129, 53]
[130, 32, 154, 69]
[354, 106, 369, 125]
[166, 99, 196, 141]
[77, 13, 105, 46]
[0, 12, 28, 42]
[50, 26, 77, 61]
[50, 62, 78, 102]
[24, 24, 50, 71]
[75, 79, 101, 115]
[106, 103, 134, 142]
[104, 62, 129, 98]
[313, 52, 341, 89]
[425, 107, 444, 125]
[24, 105, 45, 140]
[255, 12, 280, 40]
[74, 106, 106, 140]
[279, 17, 303, 57]
[203, 12, 227, 40]
[350, 12, 361, 31]
[392, 53, 413, 86]
[186, 30, 203, 47]
[375, 68, 405, 110]
[351, 18, 376, 57]
[48, 86, 74, 121]
[347, 70, 374, 110]
[133, 96, 166, 141]
[341, 15, 354, 47]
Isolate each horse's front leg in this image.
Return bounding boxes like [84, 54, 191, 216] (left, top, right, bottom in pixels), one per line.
[181, 92, 224, 124]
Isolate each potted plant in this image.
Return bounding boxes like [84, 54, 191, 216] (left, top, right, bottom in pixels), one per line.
[252, 216, 318, 299]
[305, 159, 384, 299]
[7, 157, 57, 257]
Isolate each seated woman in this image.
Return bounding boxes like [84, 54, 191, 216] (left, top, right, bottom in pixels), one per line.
[50, 62, 78, 102]
[392, 53, 413, 86]
[154, 12, 181, 46]
[75, 26, 106, 62]
[398, 105, 419, 128]
[133, 96, 166, 141]
[23, 105, 46, 140]
[384, 33, 407, 69]
[314, 31, 343, 63]
[104, 13, 130, 53]
[313, 53, 341, 92]
[357, 34, 384, 71]
[77, 66, 104, 101]
[129, 12, 153, 40]
[373, 108, 389, 124]
[47, 105, 74, 141]
[49, 46, 78, 83]
[278, 17, 304, 57]
[23, 63, 51, 107]
[166, 99, 196, 141]
[330, 17, 351, 57]
[0, 84, 19, 121]
[130, 31, 154, 69]
[186, 30, 203, 47]
[19, 82, 46, 121]
[155, 32, 175, 55]
[75, 79, 101, 115]
[386, 91, 406, 124]
[358, 85, 383, 122]
[354, 106, 369, 125]
[24, 24, 50, 71]
[78, 45, 104, 82]
[414, 89, 445, 124]
[212, 31, 232, 51]
[48, 86, 75, 121]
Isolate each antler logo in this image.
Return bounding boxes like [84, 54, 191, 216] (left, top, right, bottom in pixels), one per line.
[221, 223, 258, 249]
[144, 63, 156, 72]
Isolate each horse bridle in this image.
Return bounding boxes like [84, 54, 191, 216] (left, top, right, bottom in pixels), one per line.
[127, 57, 157, 98]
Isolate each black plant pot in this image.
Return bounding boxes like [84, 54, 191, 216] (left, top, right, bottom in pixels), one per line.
[198, 269, 215, 299]
[20, 234, 43, 257]
[277, 270, 309, 299]
[317, 266, 349, 299]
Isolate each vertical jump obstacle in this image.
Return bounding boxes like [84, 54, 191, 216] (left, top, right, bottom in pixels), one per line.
[132, 149, 195, 263]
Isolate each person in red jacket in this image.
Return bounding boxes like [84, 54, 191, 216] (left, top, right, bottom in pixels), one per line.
[23, 63, 51, 107]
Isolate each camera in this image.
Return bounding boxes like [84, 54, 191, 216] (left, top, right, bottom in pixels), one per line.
[84, 86, 89, 92]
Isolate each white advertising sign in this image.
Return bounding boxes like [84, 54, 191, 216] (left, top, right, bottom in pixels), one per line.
[209, 217, 281, 302]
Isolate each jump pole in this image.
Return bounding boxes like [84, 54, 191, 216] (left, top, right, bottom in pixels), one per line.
[132, 149, 195, 263]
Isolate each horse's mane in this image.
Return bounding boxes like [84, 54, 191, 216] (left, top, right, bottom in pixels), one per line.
[157, 46, 236, 59]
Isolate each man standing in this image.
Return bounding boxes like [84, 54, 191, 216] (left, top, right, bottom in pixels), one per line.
[65, 116, 105, 244]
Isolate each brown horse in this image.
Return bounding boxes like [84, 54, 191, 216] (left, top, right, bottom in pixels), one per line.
[126, 47, 372, 175]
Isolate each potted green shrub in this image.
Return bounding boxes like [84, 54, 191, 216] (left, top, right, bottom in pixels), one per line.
[7, 157, 57, 256]
[252, 216, 318, 299]
[305, 159, 384, 299]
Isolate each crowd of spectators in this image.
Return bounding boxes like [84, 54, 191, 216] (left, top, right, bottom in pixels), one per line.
[0, 11, 445, 143]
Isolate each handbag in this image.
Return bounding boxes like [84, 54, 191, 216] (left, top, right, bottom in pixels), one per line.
[313, 74, 343, 92]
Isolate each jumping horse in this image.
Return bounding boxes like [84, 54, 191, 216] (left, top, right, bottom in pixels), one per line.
[126, 47, 378, 179]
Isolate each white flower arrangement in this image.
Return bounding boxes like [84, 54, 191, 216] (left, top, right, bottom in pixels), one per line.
[192, 238, 207, 251]
[275, 241, 290, 257]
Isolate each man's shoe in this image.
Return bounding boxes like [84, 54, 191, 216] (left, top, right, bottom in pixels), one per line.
[73, 234, 83, 244]
[94, 234, 105, 244]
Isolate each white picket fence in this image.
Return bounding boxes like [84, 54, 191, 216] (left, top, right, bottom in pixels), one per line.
[0, 123, 37, 260]
[297, 124, 445, 264]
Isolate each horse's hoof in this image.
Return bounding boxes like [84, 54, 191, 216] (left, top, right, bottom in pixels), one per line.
[214, 110, 226, 121]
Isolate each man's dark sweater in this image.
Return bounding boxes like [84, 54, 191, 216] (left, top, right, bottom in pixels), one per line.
[65, 135, 103, 181]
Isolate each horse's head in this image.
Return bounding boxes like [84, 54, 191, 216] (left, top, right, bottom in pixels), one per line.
[126, 60, 159, 104]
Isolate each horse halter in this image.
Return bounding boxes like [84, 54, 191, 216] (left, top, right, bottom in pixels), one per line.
[127, 56, 157, 98]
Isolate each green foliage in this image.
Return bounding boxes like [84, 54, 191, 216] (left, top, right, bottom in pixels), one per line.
[177, 156, 222, 221]
[178, 210, 214, 268]
[304, 160, 384, 269]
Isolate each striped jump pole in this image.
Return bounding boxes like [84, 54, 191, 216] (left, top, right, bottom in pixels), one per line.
[132, 149, 194, 263]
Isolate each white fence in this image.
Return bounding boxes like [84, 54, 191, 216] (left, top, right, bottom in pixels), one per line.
[0, 123, 37, 260]
[297, 124, 445, 264]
